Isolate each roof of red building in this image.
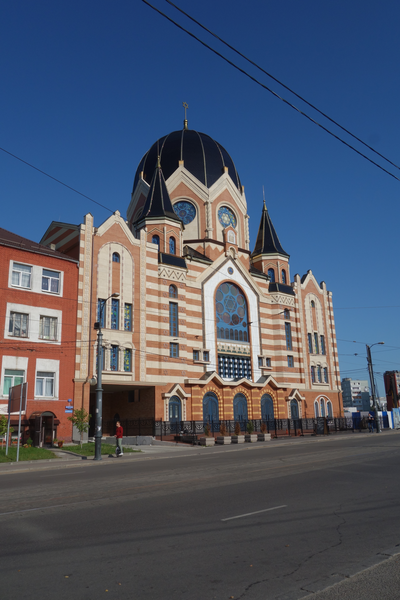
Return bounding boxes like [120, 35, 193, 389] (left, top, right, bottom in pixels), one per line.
[0, 227, 78, 263]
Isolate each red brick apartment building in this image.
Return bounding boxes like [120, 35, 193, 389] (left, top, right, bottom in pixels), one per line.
[0, 228, 78, 443]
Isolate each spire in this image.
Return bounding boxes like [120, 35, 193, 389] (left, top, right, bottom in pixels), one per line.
[251, 202, 289, 258]
[138, 162, 182, 224]
[183, 101, 188, 130]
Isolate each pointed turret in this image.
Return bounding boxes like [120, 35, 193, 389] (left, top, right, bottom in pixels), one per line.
[251, 202, 289, 258]
[138, 158, 182, 224]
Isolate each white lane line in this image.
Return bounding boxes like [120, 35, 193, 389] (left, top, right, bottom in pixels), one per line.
[222, 504, 287, 521]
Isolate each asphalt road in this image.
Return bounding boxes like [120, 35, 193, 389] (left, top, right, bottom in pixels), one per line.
[1, 432, 400, 600]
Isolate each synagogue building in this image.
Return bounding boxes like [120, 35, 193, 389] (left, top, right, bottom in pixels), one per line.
[41, 119, 341, 435]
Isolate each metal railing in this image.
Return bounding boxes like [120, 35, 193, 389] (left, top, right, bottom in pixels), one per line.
[103, 415, 389, 439]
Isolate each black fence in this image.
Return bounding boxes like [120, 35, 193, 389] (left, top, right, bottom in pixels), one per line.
[104, 415, 389, 439]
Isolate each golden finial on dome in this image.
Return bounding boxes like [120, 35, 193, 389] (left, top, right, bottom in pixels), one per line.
[183, 102, 188, 130]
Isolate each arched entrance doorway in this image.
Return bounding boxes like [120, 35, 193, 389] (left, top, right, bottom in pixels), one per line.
[261, 394, 274, 421]
[169, 396, 182, 424]
[29, 411, 59, 447]
[203, 392, 219, 423]
[290, 400, 299, 419]
[233, 393, 248, 430]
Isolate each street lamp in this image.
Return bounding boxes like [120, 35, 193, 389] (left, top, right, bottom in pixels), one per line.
[94, 292, 120, 460]
[366, 342, 384, 433]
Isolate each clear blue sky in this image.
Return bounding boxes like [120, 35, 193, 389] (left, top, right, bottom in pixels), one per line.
[2, 0, 399, 397]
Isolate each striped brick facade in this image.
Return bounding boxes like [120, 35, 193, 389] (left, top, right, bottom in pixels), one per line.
[41, 126, 342, 431]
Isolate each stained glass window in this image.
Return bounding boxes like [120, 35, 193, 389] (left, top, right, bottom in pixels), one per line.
[284, 309, 290, 319]
[124, 349, 132, 372]
[169, 237, 176, 254]
[285, 322, 292, 350]
[314, 333, 319, 354]
[216, 282, 248, 342]
[169, 285, 178, 298]
[112, 252, 120, 263]
[169, 303, 178, 336]
[152, 235, 160, 249]
[287, 355, 294, 367]
[281, 270, 287, 284]
[170, 342, 179, 357]
[320, 335, 326, 355]
[173, 201, 196, 224]
[124, 303, 132, 331]
[110, 345, 119, 371]
[268, 268, 275, 282]
[218, 206, 236, 228]
[111, 299, 119, 330]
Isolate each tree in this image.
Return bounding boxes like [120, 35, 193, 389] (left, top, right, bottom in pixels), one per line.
[68, 408, 91, 447]
[0, 416, 13, 449]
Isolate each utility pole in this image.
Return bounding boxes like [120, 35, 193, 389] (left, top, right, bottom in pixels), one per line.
[366, 342, 384, 433]
[94, 292, 119, 460]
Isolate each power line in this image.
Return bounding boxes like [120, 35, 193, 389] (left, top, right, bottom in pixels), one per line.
[142, 0, 400, 184]
[0, 146, 114, 214]
[165, 0, 400, 174]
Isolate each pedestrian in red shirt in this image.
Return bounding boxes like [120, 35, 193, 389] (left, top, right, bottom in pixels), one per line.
[115, 421, 123, 456]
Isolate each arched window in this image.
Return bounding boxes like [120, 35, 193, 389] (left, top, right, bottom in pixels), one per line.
[320, 398, 325, 417]
[169, 236, 176, 255]
[261, 394, 274, 420]
[169, 396, 181, 423]
[290, 399, 299, 419]
[203, 392, 219, 424]
[317, 365, 322, 382]
[169, 285, 178, 299]
[327, 401, 333, 418]
[112, 252, 120, 263]
[324, 367, 328, 383]
[268, 268, 275, 283]
[314, 401, 319, 418]
[284, 309, 290, 319]
[233, 393, 248, 422]
[216, 282, 249, 343]
[311, 300, 315, 308]
[152, 235, 160, 249]
[281, 270, 287, 284]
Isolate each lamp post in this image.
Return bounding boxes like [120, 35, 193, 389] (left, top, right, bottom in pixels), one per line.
[366, 342, 384, 433]
[94, 292, 120, 460]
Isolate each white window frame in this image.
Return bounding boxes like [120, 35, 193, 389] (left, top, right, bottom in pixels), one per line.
[39, 315, 58, 341]
[1, 356, 28, 399]
[35, 371, 55, 398]
[11, 262, 32, 289]
[9, 312, 29, 337]
[35, 359, 59, 400]
[3, 369, 25, 398]
[41, 269, 61, 294]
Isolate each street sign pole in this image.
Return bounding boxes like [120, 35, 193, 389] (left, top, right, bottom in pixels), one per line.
[5, 390, 11, 457]
[16, 383, 27, 463]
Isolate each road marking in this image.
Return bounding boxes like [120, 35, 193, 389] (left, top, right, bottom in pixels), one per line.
[222, 504, 287, 521]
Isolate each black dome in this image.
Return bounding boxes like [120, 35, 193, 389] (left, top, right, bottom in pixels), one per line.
[133, 129, 242, 192]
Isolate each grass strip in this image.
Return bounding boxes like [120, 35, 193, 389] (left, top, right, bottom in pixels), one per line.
[0, 447, 56, 462]
[64, 443, 140, 456]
